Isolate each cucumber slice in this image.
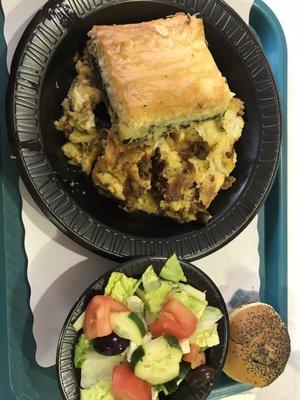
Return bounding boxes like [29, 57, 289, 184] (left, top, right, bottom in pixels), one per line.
[164, 334, 181, 350]
[163, 362, 191, 394]
[131, 346, 145, 365]
[128, 312, 147, 336]
[126, 341, 138, 362]
[111, 311, 146, 345]
[132, 335, 182, 385]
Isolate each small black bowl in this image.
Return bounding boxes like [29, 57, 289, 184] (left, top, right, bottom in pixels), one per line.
[56, 257, 229, 400]
[7, 0, 281, 261]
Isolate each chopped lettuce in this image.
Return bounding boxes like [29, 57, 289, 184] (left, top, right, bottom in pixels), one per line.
[136, 287, 146, 302]
[189, 323, 220, 349]
[142, 332, 153, 343]
[144, 281, 170, 313]
[195, 306, 223, 332]
[142, 266, 160, 292]
[80, 377, 114, 400]
[126, 295, 144, 314]
[145, 309, 159, 325]
[74, 334, 90, 368]
[104, 272, 138, 303]
[81, 347, 123, 389]
[189, 306, 223, 349]
[178, 283, 206, 301]
[73, 312, 85, 332]
[173, 292, 207, 319]
[151, 386, 161, 400]
[126, 341, 138, 362]
[159, 254, 187, 283]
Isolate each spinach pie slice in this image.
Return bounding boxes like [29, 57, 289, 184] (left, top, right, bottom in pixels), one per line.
[88, 13, 234, 142]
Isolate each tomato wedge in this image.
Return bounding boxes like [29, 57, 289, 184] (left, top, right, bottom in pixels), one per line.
[150, 297, 197, 339]
[182, 344, 206, 369]
[112, 364, 151, 400]
[84, 295, 129, 340]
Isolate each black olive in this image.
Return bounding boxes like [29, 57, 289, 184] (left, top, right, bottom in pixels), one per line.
[93, 332, 130, 356]
[186, 364, 216, 388]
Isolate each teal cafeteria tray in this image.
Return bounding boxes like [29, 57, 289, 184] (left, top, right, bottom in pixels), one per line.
[0, 0, 287, 399]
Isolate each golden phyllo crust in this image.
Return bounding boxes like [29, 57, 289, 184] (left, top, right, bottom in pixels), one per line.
[89, 13, 234, 141]
[55, 14, 245, 223]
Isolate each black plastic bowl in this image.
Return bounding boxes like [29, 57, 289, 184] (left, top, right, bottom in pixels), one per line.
[6, 0, 281, 261]
[56, 257, 229, 400]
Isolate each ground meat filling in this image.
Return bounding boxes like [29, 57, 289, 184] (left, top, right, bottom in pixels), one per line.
[183, 161, 196, 174]
[150, 148, 168, 200]
[124, 173, 145, 202]
[180, 137, 210, 161]
[138, 155, 152, 180]
[55, 51, 245, 223]
[164, 175, 186, 202]
[192, 139, 210, 160]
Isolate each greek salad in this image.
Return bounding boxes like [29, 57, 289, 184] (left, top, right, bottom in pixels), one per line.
[72, 254, 223, 400]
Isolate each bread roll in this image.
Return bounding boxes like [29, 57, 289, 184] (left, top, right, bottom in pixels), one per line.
[223, 302, 290, 387]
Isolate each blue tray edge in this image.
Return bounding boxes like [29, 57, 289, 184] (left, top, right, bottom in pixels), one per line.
[252, 0, 288, 324]
[0, 7, 15, 400]
[209, 1, 288, 398]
